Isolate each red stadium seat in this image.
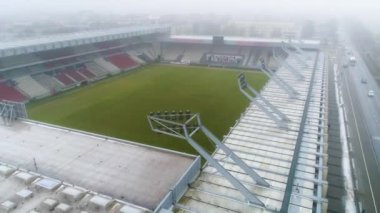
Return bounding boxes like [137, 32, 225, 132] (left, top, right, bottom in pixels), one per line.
[0, 82, 26, 102]
[65, 69, 86, 82]
[106, 54, 139, 70]
[77, 68, 96, 79]
[55, 72, 75, 86]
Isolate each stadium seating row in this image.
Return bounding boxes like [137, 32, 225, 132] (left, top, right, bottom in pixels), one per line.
[0, 52, 147, 102]
[106, 53, 139, 70]
[161, 44, 281, 69]
[0, 40, 152, 72]
[32, 74, 64, 93]
[0, 81, 27, 102]
[14, 75, 49, 99]
[0, 42, 285, 103]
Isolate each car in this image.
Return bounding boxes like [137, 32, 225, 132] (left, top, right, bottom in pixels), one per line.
[368, 90, 375, 97]
[361, 78, 367, 84]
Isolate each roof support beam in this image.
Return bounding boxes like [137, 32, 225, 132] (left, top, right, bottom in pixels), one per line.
[147, 111, 268, 207]
[281, 41, 309, 68]
[273, 49, 305, 81]
[238, 73, 290, 129]
[200, 125, 269, 187]
[259, 58, 299, 99]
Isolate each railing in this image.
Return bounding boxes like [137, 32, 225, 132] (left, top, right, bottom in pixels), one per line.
[154, 156, 201, 213]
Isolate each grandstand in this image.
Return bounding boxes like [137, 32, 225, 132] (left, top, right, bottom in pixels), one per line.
[0, 24, 329, 213]
[13, 75, 49, 99]
[0, 81, 26, 102]
[106, 53, 139, 70]
[160, 35, 319, 69]
[32, 73, 64, 93]
[85, 61, 110, 78]
[0, 25, 167, 101]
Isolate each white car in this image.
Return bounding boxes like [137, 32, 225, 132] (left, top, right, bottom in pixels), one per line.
[368, 90, 375, 97]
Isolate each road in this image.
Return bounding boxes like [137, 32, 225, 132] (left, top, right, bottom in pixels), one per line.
[336, 30, 380, 213]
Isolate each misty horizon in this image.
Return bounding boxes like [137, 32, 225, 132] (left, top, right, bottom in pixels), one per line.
[1, 0, 379, 18]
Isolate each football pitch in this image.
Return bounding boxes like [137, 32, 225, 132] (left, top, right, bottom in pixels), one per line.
[27, 64, 268, 154]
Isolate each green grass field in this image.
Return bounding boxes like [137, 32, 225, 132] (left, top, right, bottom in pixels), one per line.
[27, 64, 267, 154]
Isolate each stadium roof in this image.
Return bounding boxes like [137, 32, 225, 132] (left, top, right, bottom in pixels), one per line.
[176, 50, 328, 212]
[0, 120, 199, 211]
[163, 35, 320, 49]
[0, 25, 170, 58]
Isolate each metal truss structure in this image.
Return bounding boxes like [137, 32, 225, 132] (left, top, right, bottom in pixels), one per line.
[147, 110, 269, 207]
[273, 48, 305, 81]
[0, 100, 28, 126]
[259, 58, 299, 99]
[281, 41, 309, 68]
[238, 73, 289, 129]
[176, 50, 328, 212]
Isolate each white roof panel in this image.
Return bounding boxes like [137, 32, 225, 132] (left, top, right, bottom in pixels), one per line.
[89, 195, 112, 208]
[36, 178, 61, 190]
[16, 189, 33, 199]
[0, 165, 15, 177]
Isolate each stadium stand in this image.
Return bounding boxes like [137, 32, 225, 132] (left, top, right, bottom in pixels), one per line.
[127, 51, 147, 65]
[36, 48, 75, 60]
[136, 45, 157, 61]
[85, 61, 110, 77]
[211, 44, 240, 55]
[32, 73, 64, 93]
[54, 72, 76, 87]
[120, 44, 157, 63]
[136, 52, 152, 63]
[13, 75, 49, 99]
[0, 54, 41, 69]
[138, 53, 153, 63]
[182, 44, 210, 63]
[0, 81, 26, 101]
[77, 67, 97, 80]
[44, 57, 78, 69]
[160, 36, 295, 69]
[100, 48, 123, 57]
[147, 49, 157, 60]
[94, 58, 120, 75]
[106, 53, 139, 70]
[162, 44, 184, 61]
[94, 40, 121, 49]
[0, 26, 167, 102]
[0, 28, 308, 105]
[64, 68, 86, 82]
[72, 44, 99, 55]
[246, 48, 266, 67]
[241, 47, 251, 66]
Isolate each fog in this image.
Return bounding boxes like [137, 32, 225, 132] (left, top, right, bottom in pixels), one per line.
[1, 0, 380, 37]
[1, 0, 379, 18]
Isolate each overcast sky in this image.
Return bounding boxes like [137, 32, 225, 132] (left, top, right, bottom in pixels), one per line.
[1, 0, 379, 23]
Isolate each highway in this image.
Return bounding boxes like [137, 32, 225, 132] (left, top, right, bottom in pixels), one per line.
[336, 30, 380, 213]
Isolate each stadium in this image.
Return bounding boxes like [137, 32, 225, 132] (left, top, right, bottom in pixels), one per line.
[0, 24, 329, 213]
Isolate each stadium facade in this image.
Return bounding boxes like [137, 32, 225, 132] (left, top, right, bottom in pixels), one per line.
[0, 25, 330, 212]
